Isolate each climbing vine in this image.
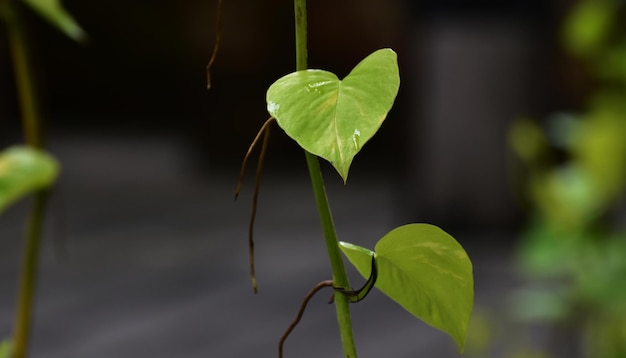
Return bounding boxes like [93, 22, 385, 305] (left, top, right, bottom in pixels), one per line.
[235, 0, 475, 356]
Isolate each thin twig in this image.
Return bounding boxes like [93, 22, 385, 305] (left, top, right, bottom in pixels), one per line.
[279, 280, 334, 358]
[206, 0, 224, 90]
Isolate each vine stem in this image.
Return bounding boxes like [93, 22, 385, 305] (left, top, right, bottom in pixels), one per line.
[3, 2, 49, 357]
[294, 0, 358, 356]
[10, 191, 48, 358]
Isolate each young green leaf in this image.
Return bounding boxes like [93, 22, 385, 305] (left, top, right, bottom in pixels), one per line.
[339, 224, 474, 351]
[266, 48, 399, 182]
[0, 146, 59, 213]
[21, 0, 87, 42]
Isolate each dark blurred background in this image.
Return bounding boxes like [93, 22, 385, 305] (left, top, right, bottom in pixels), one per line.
[1, 0, 582, 230]
[0, 0, 607, 357]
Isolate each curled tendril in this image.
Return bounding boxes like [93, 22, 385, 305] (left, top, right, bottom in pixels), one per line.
[333, 253, 377, 303]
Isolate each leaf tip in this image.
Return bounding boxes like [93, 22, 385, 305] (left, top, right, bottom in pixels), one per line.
[332, 162, 350, 185]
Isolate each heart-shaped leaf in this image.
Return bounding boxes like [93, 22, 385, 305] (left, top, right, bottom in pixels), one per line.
[21, 0, 87, 42]
[266, 48, 399, 182]
[0, 146, 60, 213]
[339, 224, 474, 351]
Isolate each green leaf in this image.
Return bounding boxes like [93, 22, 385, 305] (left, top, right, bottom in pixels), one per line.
[0, 146, 59, 213]
[0, 340, 11, 358]
[267, 48, 400, 182]
[21, 0, 87, 42]
[339, 224, 474, 351]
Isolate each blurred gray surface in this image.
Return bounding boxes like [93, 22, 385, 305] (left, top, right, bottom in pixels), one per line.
[0, 134, 517, 358]
[407, 17, 536, 229]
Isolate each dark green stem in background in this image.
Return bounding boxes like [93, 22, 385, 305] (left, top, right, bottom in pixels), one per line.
[294, 0, 358, 356]
[3, 1, 43, 148]
[3, 2, 49, 357]
[10, 191, 48, 358]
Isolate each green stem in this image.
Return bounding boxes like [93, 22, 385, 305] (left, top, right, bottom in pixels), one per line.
[304, 154, 357, 357]
[294, 1, 358, 356]
[294, 0, 307, 72]
[3, 3, 48, 357]
[4, 1, 43, 148]
[11, 190, 48, 358]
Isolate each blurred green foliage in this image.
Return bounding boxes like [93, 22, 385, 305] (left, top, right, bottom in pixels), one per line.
[0, 340, 10, 358]
[0, 146, 59, 213]
[0, 0, 78, 355]
[563, 0, 626, 83]
[0, 0, 86, 42]
[509, 0, 626, 356]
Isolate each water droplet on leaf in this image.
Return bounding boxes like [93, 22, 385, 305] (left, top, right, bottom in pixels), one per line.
[352, 129, 361, 150]
[267, 101, 280, 116]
